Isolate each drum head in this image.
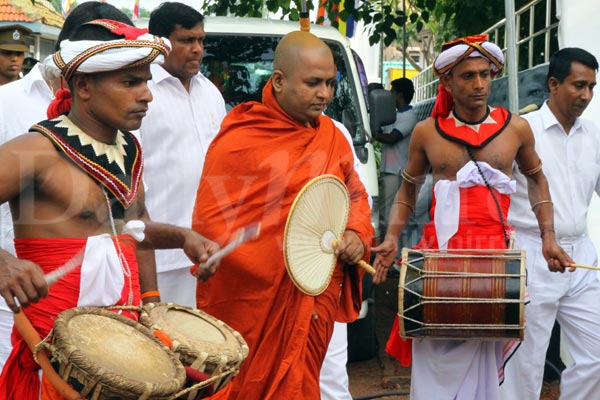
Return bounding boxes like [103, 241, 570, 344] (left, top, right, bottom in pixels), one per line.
[284, 175, 350, 296]
[140, 303, 249, 369]
[52, 307, 185, 397]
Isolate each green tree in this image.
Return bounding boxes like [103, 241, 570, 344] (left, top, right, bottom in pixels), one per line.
[140, 7, 151, 18]
[200, 0, 534, 50]
[120, 7, 133, 19]
[120, 6, 152, 19]
[201, 0, 416, 46]
[48, 0, 69, 13]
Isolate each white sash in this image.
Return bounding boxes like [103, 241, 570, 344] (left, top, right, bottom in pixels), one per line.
[77, 220, 145, 307]
[433, 161, 515, 250]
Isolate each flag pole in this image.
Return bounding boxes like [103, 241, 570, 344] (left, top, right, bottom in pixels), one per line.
[300, 0, 310, 31]
[504, 0, 518, 113]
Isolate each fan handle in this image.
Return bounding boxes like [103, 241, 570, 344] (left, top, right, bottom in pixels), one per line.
[332, 240, 375, 275]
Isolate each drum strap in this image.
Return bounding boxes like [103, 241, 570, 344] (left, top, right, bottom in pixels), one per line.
[465, 147, 510, 247]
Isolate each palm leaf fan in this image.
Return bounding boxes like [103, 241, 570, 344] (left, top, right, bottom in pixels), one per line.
[284, 174, 374, 296]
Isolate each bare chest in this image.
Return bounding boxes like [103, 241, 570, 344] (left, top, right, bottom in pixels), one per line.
[426, 133, 518, 179]
[31, 155, 112, 224]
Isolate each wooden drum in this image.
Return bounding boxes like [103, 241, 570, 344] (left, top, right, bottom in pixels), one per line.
[139, 303, 249, 398]
[399, 248, 526, 340]
[45, 307, 186, 400]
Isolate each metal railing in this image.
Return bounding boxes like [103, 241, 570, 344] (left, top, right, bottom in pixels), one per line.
[413, 0, 559, 103]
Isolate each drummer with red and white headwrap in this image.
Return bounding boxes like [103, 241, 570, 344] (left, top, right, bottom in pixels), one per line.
[0, 20, 220, 399]
[372, 34, 572, 400]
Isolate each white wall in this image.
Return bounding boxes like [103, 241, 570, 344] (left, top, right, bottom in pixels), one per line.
[556, 0, 600, 254]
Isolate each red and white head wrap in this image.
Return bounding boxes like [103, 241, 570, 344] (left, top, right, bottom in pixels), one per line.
[41, 19, 170, 82]
[431, 34, 504, 118]
[41, 19, 171, 118]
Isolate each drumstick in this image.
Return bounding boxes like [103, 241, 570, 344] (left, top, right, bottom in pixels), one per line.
[191, 222, 262, 273]
[44, 248, 85, 286]
[13, 311, 83, 400]
[332, 240, 376, 275]
[570, 263, 600, 271]
[8, 251, 87, 398]
[357, 260, 376, 275]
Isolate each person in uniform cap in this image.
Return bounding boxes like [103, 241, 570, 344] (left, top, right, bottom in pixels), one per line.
[0, 25, 31, 85]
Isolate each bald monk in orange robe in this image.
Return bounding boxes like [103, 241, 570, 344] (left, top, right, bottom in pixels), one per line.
[191, 31, 373, 399]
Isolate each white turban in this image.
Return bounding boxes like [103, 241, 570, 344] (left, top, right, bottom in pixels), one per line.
[40, 21, 170, 82]
[433, 34, 504, 76]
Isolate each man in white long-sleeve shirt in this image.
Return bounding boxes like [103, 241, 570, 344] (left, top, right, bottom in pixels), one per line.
[501, 47, 600, 400]
[138, 2, 226, 306]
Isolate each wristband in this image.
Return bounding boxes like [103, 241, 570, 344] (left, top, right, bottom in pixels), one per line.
[140, 290, 160, 300]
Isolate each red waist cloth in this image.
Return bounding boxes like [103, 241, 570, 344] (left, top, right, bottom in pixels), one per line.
[0, 236, 140, 400]
[386, 185, 511, 366]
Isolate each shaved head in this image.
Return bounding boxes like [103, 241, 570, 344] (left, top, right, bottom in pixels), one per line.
[274, 31, 334, 75]
[271, 31, 337, 126]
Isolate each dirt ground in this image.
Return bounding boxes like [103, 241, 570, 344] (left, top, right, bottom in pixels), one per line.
[346, 274, 561, 400]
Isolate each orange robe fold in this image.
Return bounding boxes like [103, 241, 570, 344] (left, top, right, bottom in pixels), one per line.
[192, 80, 373, 400]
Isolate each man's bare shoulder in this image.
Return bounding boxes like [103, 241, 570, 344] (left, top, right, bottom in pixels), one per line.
[411, 117, 435, 136]
[507, 112, 533, 133]
[3, 131, 56, 151]
[0, 132, 59, 169]
[415, 117, 435, 129]
[409, 117, 437, 144]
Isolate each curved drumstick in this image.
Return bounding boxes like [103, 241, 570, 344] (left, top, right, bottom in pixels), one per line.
[570, 263, 600, 271]
[191, 222, 261, 274]
[332, 240, 376, 275]
[13, 311, 83, 400]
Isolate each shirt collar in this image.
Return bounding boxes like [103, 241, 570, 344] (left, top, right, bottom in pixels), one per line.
[150, 64, 208, 86]
[540, 100, 583, 134]
[22, 64, 49, 96]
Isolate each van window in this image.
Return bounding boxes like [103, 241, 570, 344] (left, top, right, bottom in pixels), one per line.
[352, 49, 370, 112]
[201, 35, 365, 145]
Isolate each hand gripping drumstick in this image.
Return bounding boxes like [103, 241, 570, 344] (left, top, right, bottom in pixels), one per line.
[332, 240, 376, 275]
[570, 263, 600, 271]
[191, 222, 262, 274]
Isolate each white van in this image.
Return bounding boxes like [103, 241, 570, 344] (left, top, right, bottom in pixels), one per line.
[200, 16, 383, 242]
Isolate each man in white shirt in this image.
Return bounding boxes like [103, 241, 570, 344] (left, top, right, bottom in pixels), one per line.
[501, 47, 600, 400]
[0, 1, 134, 371]
[320, 120, 371, 400]
[139, 2, 226, 307]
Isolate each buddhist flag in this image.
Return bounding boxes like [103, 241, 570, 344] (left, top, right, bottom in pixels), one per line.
[338, 0, 356, 38]
[317, 0, 356, 38]
[61, 0, 74, 16]
[132, 0, 140, 21]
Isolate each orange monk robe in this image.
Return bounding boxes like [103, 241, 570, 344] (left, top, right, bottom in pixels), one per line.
[192, 80, 373, 400]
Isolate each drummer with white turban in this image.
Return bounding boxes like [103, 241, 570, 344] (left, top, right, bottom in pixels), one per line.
[431, 33, 504, 118]
[41, 19, 171, 119]
[373, 33, 571, 400]
[0, 19, 221, 399]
